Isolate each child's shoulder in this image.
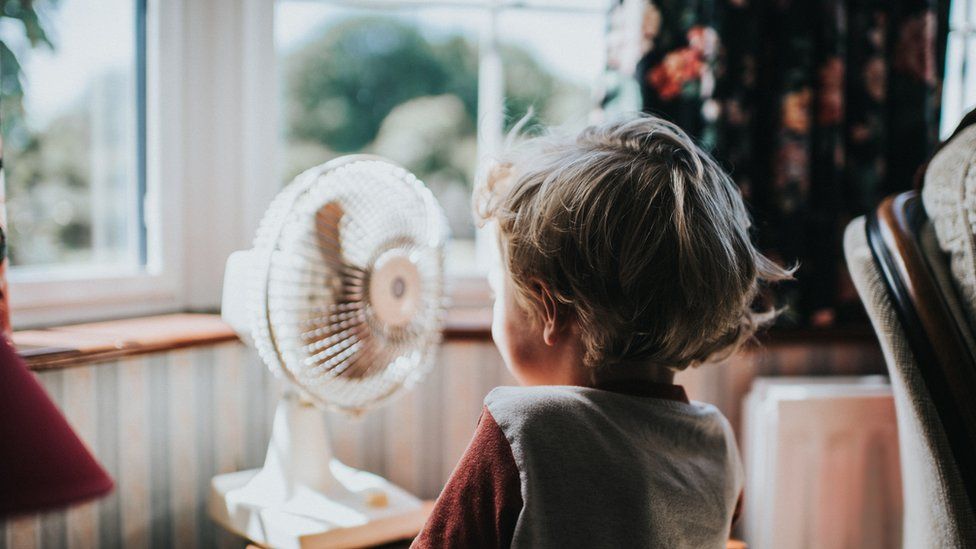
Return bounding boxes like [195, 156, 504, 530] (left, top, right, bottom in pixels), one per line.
[484, 386, 601, 455]
[484, 384, 730, 443]
[485, 384, 712, 415]
[485, 385, 593, 423]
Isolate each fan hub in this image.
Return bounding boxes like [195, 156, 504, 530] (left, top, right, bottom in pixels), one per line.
[369, 250, 422, 328]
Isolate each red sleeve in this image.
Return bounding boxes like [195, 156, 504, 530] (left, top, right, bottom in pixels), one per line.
[731, 489, 744, 528]
[729, 490, 745, 536]
[411, 406, 522, 549]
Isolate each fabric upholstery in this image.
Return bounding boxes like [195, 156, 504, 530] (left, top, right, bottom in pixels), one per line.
[921, 125, 976, 333]
[844, 218, 976, 548]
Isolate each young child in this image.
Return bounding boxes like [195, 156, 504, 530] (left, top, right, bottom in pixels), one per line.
[412, 114, 791, 548]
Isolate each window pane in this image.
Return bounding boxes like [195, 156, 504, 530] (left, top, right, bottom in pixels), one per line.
[498, 8, 606, 133]
[941, 0, 976, 138]
[276, 2, 482, 273]
[0, 0, 144, 270]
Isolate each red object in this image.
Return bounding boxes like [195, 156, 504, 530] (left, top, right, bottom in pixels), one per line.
[0, 336, 113, 516]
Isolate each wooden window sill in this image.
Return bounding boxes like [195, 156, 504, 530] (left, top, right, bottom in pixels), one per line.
[12, 308, 877, 371]
[14, 313, 239, 370]
[13, 309, 494, 371]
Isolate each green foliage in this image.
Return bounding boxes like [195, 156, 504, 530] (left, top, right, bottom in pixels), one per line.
[285, 17, 477, 153]
[0, 1, 105, 267]
[2, 10, 589, 262]
[283, 16, 571, 154]
[2, 0, 57, 48]
[499, 43, 559, 133]
[281, 16, 586, 239]
[0, 41, 24, 137]
[5, 93, 93, 265]
[1, 0, 58, 137]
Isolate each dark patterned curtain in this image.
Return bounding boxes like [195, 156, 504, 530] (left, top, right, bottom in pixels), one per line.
[605, 0, 949, 328]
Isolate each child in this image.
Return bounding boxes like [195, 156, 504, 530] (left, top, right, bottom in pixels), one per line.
[412, 114, 791, 548]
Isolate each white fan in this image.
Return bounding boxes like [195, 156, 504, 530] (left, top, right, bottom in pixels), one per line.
[209, 155, 449, 549]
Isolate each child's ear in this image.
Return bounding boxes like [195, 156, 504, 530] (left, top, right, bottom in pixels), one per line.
[535, 281, 562, 347]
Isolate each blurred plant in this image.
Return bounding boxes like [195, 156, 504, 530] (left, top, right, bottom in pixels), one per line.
[1, 0, 102, 267]
[282, 16, 579, 173]
[284, 17, 479, 154]
[1, 0, 58, 142]
[282, 16, 585, 239]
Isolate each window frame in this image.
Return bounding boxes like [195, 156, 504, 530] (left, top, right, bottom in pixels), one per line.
[941, 0, 976, 138]
[9, 0, 185, 328]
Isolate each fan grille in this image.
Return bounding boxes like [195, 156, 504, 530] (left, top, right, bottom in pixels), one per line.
[249, 156, 448, 413]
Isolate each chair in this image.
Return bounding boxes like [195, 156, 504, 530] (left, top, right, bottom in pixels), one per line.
[845, 118, 976, 547]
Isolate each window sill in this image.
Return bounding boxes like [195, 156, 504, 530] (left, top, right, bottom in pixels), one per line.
[13, 313, 239, 370]
[12, 307, 875, 371]
[14, 308, 494, 371]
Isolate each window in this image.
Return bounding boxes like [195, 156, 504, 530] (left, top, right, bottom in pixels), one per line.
[1, 0, 146, 273]
[1, 0, 188, 328]
[0, 0, 608, 327]
[942, 0, 976, 137]
[275, 0, 608, 277]
[495, 6, 606, 131]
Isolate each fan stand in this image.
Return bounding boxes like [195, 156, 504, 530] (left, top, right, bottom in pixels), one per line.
[209, 391, 432, 549]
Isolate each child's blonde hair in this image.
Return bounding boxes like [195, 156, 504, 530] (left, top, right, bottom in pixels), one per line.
[476, 114, 792, 372]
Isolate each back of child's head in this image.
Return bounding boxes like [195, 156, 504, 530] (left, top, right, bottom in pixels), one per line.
[476, 113, 792, 372]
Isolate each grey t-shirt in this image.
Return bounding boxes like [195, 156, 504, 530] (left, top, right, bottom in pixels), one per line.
[485, 385, 743, 549]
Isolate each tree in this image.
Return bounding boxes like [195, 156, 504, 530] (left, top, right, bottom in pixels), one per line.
[1, 0, 59, 144]
[282, 16, 581, 156]
[282, 16, 590, 238]
[284, 17, 478, 153]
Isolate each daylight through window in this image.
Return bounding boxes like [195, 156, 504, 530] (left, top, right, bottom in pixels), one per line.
[275, 1, 606, 275]
[942, 0, 976, 137]
[0, 0, 146, 272]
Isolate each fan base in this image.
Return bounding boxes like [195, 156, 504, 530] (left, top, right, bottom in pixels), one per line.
[209, 466, 433, 549]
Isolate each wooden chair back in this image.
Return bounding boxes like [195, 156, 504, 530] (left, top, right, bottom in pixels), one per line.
[866, 190, 976, 516]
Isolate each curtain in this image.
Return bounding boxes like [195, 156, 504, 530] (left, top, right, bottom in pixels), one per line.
[604, 0, 950, 328]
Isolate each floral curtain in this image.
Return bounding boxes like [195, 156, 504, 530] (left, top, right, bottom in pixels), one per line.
[604, 0, 949, 328]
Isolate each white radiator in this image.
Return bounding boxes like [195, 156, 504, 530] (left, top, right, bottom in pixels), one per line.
[742, 377, 902, 549]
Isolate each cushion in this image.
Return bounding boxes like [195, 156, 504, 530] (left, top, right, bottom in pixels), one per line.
[845, 218, 976, 547]
[921, 124, 976, 331]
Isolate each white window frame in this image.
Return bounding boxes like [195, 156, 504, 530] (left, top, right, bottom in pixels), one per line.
[9, 0, 187, 328]
[8, 0, 608, 328]
[10, 0, 285, 328]
[942, 0, 976, 138]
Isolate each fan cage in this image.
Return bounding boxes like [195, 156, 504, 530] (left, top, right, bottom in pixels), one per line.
[246, 156, 449, 413]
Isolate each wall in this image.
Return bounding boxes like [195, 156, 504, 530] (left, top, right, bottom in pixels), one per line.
[0, 340, 512, 549]
[0, 337, 884, 548]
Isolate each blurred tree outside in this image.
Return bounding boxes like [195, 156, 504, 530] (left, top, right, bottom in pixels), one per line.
[1, 0, 137, 267]
[281, 16, 587, 239]
[0, 0, 75, 267]
[0, 0, 58, 139]
[4, 71, 134, 266]
[2, 8, 592, 266]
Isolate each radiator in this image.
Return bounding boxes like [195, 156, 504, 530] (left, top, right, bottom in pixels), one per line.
[742, 377, 902, 549]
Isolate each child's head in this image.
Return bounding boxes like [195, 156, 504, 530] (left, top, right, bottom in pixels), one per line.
[477, 114, 791, 385]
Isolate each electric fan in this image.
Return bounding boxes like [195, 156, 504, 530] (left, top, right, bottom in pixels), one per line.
[209, 155, 449, 549]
